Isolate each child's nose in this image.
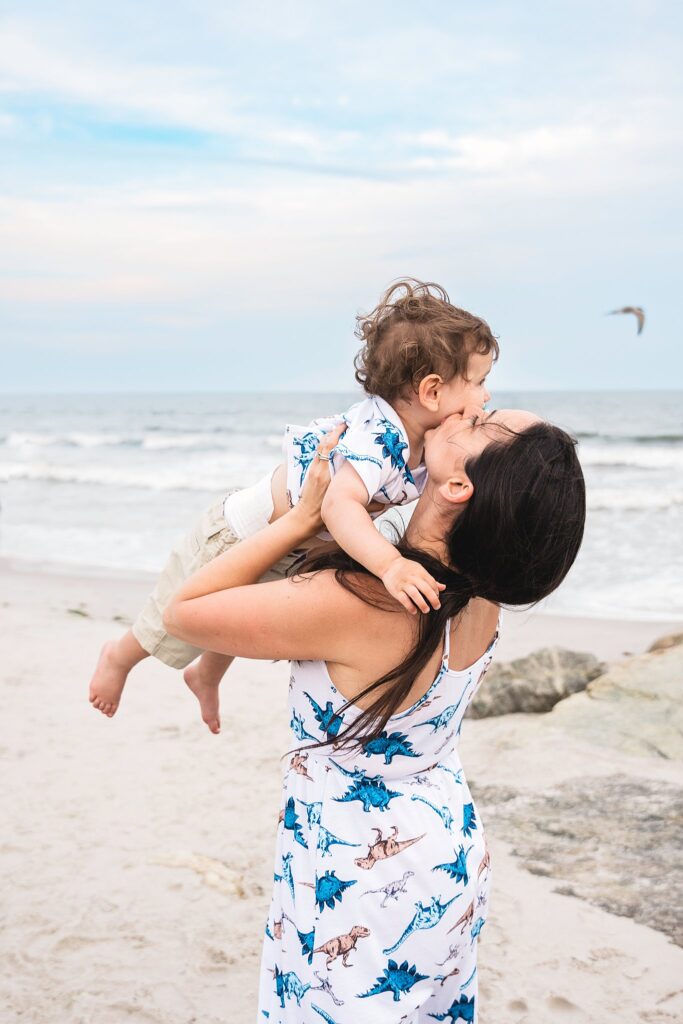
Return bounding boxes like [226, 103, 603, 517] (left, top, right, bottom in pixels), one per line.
[482, 385, 491, 405]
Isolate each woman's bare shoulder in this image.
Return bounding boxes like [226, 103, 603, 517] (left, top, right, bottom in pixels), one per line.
[449, 598, 500, 671]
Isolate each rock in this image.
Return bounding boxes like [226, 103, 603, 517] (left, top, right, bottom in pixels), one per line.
[467, 647, 604, 718]
[648, 632, 683, 653]
[550, 644, 683, 759]
[471, 775, 683, 946]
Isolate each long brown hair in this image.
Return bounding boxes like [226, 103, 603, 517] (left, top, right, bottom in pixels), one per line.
[295, 421, 585, 750]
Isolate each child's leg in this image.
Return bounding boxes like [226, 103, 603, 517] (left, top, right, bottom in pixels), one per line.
[88, 496, 236, 718]
[89, 630, 149, 716]
[183, 652, 234, 734]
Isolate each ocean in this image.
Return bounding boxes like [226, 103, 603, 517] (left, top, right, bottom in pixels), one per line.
[0, 391, 681, 621]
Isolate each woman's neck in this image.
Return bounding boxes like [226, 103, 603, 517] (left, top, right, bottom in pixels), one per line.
[404, 488, 457, 565]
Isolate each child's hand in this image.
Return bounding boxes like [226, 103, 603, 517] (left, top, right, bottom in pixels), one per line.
[381, 556, 446, 614]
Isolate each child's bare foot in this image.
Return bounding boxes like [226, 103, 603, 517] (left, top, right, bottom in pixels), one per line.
[88, 631, 149, 718]
[183, 652, 234, 734]
[89, 641, 129, 716]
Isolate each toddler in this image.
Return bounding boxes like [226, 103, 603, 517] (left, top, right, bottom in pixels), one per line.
[89, 279, 497, 732]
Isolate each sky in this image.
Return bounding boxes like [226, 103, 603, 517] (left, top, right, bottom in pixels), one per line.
[1, 0, 682, 392]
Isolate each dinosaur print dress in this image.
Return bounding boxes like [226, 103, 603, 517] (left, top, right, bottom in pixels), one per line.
[257, 620, 498, 1024]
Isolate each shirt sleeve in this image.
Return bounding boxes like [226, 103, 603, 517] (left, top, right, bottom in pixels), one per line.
[332, 427, 389, 503]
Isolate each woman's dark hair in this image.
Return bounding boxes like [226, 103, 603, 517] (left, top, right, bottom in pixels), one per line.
[295, 421, 585, 750]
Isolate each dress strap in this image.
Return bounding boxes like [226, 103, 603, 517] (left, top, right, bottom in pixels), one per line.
[442, 618, 452, 666]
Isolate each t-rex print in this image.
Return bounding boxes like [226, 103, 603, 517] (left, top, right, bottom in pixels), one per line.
[290, 751, 314, 780]
[313, 924, 371, 968]
[410, 794, 455, 830]
[436, 943, 461, 966]
[358, 958, 429, 1002]
[362, 869, 414, 908]
[383, 895, 457, 955]
[447, 899, 474, 935]
[477, 838, 490, 880]
[354, 825, 425, 870]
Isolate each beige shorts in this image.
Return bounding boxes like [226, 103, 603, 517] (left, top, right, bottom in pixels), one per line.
[132, 496, 301, 669]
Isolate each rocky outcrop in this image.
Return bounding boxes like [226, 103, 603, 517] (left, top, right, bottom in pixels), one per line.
[467, 647, 604, 718]
[472, 774, 683, 946]
[648, 632, 683, 653]
[549, 644, 683, 760]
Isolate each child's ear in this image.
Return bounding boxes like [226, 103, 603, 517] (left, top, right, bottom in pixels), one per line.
[417, 374, 443, 412]
[438, 473, 473, 506]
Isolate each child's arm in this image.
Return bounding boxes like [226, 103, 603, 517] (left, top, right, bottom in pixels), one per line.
[321, 462, 444, 615]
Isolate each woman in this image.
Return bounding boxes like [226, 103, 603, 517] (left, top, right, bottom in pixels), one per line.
[164, 408, 586, 1023]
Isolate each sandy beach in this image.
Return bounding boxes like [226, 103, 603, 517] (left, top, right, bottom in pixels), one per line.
[1, 558, 682, 1024]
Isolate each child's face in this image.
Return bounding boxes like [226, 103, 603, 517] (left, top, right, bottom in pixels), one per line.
[438, 351, 493, 419]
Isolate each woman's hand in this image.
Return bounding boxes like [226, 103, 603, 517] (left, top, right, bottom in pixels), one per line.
[293, 422, 346, 532]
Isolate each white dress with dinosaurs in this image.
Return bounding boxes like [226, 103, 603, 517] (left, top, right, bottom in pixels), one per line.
[257, 620, 498, 1024]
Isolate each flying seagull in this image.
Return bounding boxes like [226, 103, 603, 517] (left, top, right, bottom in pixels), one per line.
[607, 306, 645, 334]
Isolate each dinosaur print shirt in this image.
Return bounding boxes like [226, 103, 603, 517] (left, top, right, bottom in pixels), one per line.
[283, 395, 428, 537]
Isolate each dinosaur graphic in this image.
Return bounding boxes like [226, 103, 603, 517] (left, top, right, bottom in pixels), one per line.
[297, 798, 322, 827]
[304, 691, 345, 740]
[332, 762, 402, 813]
[459, 965, 477, 991]
[362, 870, 414, 907]
[470, 916, 486, 946]
[477, 838, 490, 880]
[435, 965, 460, 987]
[358, 958, 429, 1002]
[373, 419, 415, 485]
[428, 994, 476, 1021]
[316, 824, 361, 858]
[313, 924, 371, 968]
[311, 1006, 340, 1024]
[301, 870, 357, 913]
[311, 970, 344, 1006]
[383, 894, 457, 955]
[436, 943, 461, 966]
[362, 730, 421, 765]
[292, 431, 324, 486]
[462, 802, 477, 837]
[433, 845, 473, 887]
[283, 796, 308, 848]
[405, 771, 438, 789]
[448, 899, 474, 935]
[290, 709, 317, 743]
[415, 690, 469, 733]
[281, 913, 315, 964]
[354, 825, 425, 870]
[437, 762, 464, 784]
[410, 794, 455, 829]
[273, 851, 295, 901]
[272, 965, 311, 1008]
[290, 751, 314, 780]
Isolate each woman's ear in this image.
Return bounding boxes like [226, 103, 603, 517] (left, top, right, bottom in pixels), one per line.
[417, 374, 443, 412]
[438, 472, 473, 506]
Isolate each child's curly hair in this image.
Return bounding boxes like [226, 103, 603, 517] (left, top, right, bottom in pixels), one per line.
[354, 278, 499, 402]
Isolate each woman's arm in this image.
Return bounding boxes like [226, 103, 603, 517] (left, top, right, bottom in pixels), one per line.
[162, 424, 375, 662]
